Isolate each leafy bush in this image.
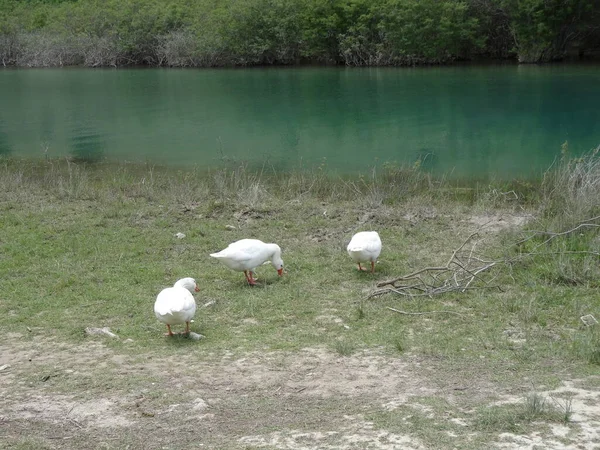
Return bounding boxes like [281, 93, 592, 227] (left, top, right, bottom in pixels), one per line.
[1, 0, 599, 66]
[377, 0, 483, 65]
[501, 0, 600, 62]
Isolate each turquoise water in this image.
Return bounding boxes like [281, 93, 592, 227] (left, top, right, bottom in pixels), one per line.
[1, 65, 599, 178]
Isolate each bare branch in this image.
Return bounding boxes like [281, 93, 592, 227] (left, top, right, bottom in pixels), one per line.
[386, 307, 465, 316]
[373, 216, 599, 303]
[372, 233, 499, 299]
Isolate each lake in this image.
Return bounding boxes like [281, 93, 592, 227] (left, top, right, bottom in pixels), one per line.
[1, 65, 599, 178]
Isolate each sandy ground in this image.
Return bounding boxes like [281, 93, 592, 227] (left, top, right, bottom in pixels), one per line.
[1, 331, 599, 450]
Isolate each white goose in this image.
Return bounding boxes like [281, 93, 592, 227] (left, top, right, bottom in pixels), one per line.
[347, 231, 382, 273]
[210, 239, 284, 285]
[154, 277, 199, 336]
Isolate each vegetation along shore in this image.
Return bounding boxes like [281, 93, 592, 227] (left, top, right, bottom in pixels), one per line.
[1, 0, 600, 68]
[1, 149, 599, 448]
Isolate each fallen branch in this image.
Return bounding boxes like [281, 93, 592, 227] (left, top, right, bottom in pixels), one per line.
[370, 232, 501, 299]
[372, 217, 600, 301]
[386, 307, 465, 316]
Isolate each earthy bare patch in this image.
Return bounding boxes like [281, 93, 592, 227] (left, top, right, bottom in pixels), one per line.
[467, 213, 532, 232]
[1, 334, 599, 449]
[493, 380, 600, 449]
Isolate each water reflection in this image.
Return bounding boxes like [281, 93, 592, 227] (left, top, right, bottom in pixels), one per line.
[69, 126, 105, 163]
[0, 120, 12, 156]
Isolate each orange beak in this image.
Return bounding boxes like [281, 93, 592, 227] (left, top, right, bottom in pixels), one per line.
[277, 268, 284, 276]
[194, 286, 200, 292]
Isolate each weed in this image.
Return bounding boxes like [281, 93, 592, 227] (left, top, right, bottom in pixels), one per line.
[356, 303, 366, 320]
[540, 144, 600, 229]
[590, 348, 600, 365]
[474, 392, 572, 433]
[333, 340, 355, 356]
[571, 327, 600, 365]
[524, 392, 546, 418]
[551, 395, 574, 423]
[392, 337, 405, 353]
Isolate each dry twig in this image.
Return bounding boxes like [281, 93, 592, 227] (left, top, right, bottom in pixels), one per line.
[386, 307, 465, 316]
[371, 217, 600, 301]
[369, 233, 501, 299]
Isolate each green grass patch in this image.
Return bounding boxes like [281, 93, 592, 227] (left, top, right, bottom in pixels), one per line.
[1, 155, 599, 372]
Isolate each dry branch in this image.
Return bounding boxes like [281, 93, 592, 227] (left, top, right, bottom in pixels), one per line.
[386, 307, 465, 316]
[371, 217, 600, 301]
[370, 233, 502, 299]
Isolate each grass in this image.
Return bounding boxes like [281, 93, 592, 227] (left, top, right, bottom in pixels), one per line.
[1, 152, 600, 448]
[1, 154, 599, 356]
[474, 392, 573, 433]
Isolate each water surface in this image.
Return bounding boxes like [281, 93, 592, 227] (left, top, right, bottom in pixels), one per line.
[1, 65, 599, 178]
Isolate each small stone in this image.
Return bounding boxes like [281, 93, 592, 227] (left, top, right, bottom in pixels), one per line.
[85, 327, 119, 339]
[192, 398, 208, 411]
[225, 225, 236, 230]
[188, 332, 205, 341]
[175, 232, 186, 239]
[581, 314, 598, 327]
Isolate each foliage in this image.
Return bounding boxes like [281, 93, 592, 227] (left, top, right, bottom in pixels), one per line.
[501, 0, 600, 62]
[378, 0, 483, 64]
[0, 0, 599, 66]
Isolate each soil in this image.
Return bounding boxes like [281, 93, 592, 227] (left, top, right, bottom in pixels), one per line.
[1, 332, 599, 450]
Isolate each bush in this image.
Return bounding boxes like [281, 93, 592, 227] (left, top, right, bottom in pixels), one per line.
[1, 0, 599, 66]
[540, 143, 600, 230]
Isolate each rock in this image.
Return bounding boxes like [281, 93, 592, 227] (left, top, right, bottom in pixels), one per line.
[192, 398, 208, 411]
[580, 314, 598, 327]
[85, 327, 119, 339]
[188, 332, 205, 341]
[175, 232, 186, 239]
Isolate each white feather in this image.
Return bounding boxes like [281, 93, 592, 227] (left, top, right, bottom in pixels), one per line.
[210, 239, 284, 275]
[347, 231, 382, 265]
[154, 278, 197, 327]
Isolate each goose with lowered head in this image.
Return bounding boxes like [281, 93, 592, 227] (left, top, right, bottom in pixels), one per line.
[347, 231, 382, 273]
[210, 238, 284, 285]
[154, 277, 199, 336]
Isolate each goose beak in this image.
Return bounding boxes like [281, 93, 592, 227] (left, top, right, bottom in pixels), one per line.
[194, 286, 200, 292]
[277, 268, 284, 276]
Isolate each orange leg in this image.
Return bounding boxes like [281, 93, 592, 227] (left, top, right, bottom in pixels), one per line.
[244, 270, 257, 285]
[370, 261, 375, 273]
[164, 324, 174, 337]
[358, 263, 368, 272]
[184, 322, 190, 335]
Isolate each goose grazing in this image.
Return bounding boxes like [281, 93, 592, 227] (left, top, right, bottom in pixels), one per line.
[347, 231, 382, 273]
[210, 238, 284, 285]
[154, 277, 199, 336]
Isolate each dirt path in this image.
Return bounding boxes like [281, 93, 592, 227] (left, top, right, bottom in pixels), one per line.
[1, 333, 599, 449]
